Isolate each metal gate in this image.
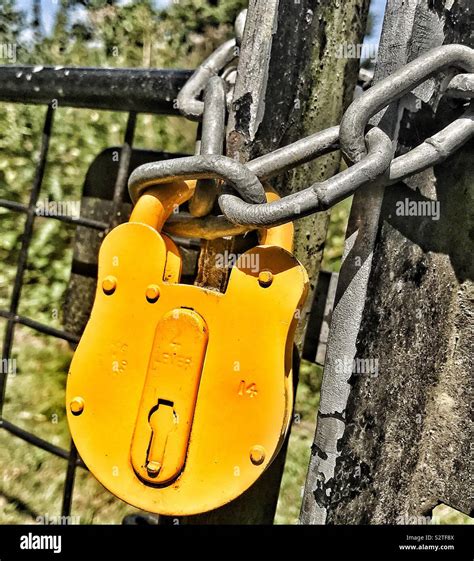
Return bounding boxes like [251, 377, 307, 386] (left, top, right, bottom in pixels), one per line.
[0, 67, 191, 520]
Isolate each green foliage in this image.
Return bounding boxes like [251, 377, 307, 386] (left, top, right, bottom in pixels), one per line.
[0, 0, 253, 523]
[0, 0, 25, 44]
[0, 0, 346, 524]
[0, 0, 243, 324]
[0, 0, 346, 324]
[0, 327, 142, 523]
[322, 197, 352, 272]
[0, 1, 471, 527]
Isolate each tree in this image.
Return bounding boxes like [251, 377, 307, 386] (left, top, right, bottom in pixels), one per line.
[0, 0, 25, 45]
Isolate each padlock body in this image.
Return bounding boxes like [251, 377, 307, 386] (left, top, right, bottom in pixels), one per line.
[66, 222, 308, 515]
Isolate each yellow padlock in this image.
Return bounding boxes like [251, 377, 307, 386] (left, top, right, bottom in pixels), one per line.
[66, 180, 308, 516]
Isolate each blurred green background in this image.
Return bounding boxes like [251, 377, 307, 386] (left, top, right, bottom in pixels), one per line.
[0, 0, 470, 525]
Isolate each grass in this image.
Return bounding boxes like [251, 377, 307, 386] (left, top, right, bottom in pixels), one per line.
[1, 328, 471, 525]
[0, 325, 143, 524]
[274, 362, 322, 524]
[0, 189, 471, 525]
[0, 323, 320, 524]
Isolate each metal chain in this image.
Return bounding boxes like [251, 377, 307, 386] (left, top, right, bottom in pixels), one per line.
[176, 10, 246, 121]
[129, 14, 474, 239]
[188, 76, 226, 217]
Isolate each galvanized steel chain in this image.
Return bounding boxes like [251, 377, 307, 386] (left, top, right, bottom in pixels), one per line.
[129, 12, 474, 239]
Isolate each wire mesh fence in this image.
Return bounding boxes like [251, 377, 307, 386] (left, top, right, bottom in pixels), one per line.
[0, 67, 187, 521]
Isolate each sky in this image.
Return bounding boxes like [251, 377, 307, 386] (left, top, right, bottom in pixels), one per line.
[366, 0, 387, 45]
[16, 0, 387, 43]
[16, 0, 171, 35]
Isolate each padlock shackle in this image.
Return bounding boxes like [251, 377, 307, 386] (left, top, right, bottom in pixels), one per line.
[130, 181, 294, 252]
[129, 180, 196, 232]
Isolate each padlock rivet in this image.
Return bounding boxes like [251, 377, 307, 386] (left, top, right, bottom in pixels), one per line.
[146, 284, 161, 303]
[250, 445, 266, 466]
[258, 271, 273, 288]
[102, 275, 117, 295]
[70, 397, 85, 416]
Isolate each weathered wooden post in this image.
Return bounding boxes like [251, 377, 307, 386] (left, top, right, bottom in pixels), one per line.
[301, 0, 473, 524]
[177, 0, 370, 524]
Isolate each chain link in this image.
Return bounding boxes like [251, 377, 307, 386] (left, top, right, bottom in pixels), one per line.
[188, 76, 227, 217]
[130, 13, 474, 239]
[176, 10, 246, 121]
[340, 44, 474, 163]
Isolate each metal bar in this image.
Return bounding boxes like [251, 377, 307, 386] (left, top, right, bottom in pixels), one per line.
[110, 112, 137, 228]
[0, 200, 28, 213]
[300, 0, 427, 525]
[38, 213, 107, 230]
[167, 235, 201, 251]
[1, 420, 86, 468]
[0, 66, 192, 114]
[164, 212, 250, 240]
[318, 0, 474, 523]
[301, 271, 339, 366]
[315, 272, 339, 367]
[0, 199, 108, 230]
[61, 442, 79, 519]
[0, 310, 80, 344]
[0, 105, 53, 418]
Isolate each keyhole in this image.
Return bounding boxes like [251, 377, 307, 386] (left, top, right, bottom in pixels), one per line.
[146, 400, 176, 476]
